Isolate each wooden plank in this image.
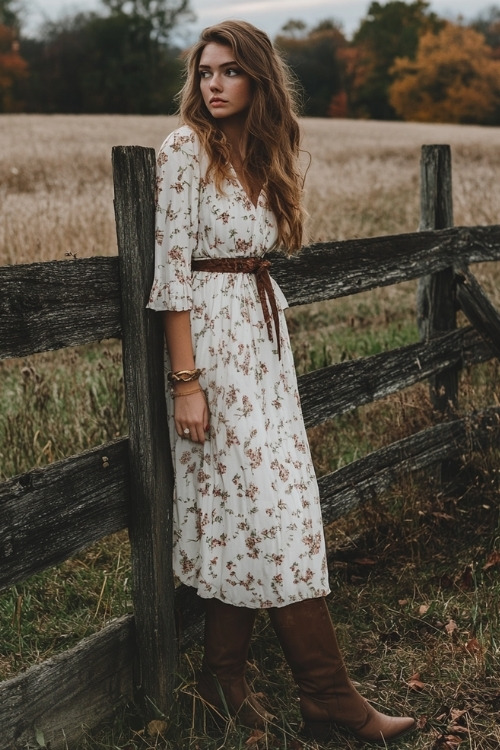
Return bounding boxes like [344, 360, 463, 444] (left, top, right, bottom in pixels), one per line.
[417, 145, 458, 415]
[269, 224, 500, 307]
[1, 228, 499, 359]
[0, 439, 129, 590]
[298, 326, 491, 428]
[112, 146, 176, 714]
[317, 407, 500, 524]
[0, 257, 122, 359]
[0, 615, 134, 750]
[455, 265, 500, 359]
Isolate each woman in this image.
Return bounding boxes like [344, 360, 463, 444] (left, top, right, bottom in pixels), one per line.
[148, 19, 415, 744]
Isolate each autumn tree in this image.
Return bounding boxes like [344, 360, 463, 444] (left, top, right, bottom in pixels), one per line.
[389, 22, 500, 124]
[351, 0, 442, 119]
[0, 0, 27, 111]
[276, 19, 348, 117]
[0, 25, 27, 110]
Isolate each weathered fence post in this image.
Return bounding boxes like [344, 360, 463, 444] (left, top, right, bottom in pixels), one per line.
[417, 145, 459, 414]
[112, 146, 176, 715]
[417, 145, 459, 484]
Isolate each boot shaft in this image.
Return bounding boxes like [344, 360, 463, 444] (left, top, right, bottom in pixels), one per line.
[202, 598, 257, 676]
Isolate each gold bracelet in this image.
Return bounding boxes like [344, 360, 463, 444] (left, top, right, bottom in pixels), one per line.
[172, 387, 202, 399]
[167, 368, 202, 383]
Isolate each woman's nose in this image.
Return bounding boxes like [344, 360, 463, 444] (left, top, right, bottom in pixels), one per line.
[209, 74, 222, 90]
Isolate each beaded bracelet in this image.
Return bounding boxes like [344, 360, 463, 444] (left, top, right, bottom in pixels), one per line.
[167, 368, 202, 383]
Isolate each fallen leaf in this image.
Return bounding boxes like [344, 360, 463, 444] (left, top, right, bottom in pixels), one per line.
[398, 598, 408, 606]
[450, 708, 467, 722]
[443, 734, 464, 747]
[432, 734, 463, 749]
[246, 729, 266, 745]
[417, 715, 427, 729]
[445, 619, 458, 635]
[407, 672, 426, 690]
[419, 603, 430, 615]
[147, 719, 168, 738]
[483, 550, 500, 571]
[465, 637, 482, 655]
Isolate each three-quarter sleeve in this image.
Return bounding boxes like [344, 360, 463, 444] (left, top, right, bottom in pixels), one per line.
[147, 127, 201, 311]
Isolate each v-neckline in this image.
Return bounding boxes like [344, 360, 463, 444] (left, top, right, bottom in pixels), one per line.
[230, 165, 262, 209]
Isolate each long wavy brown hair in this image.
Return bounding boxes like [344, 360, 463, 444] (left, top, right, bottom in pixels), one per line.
[179, 20, 304, 253]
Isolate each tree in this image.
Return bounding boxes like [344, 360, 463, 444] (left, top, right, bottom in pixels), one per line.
[20, 0, 191, 113]
[279, 19, 307, 39]
[351, 0, 442, 119]
[0, 0, 20, 28]
[0, 0, 27, 111]
[389, 22, 500, 123]
[471, 5, 500, 56]
[101, 0, 193, 39]
[276, 20, 348, 117]
[0, 23, 27, 110]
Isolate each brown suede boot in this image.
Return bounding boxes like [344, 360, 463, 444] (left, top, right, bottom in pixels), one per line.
[269, 597, 416, 744]
[197, 598, 274, 729]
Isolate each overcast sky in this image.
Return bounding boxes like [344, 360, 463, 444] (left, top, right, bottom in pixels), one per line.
[27, 0, 487, 41]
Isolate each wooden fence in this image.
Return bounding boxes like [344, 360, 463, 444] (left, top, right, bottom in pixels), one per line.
[1, 144, 499, 749]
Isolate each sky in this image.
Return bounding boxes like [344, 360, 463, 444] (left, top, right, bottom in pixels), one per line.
[27, 0, 487, 41]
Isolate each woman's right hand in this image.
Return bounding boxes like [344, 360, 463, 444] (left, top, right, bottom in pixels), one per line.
[173, 386, 210, 443]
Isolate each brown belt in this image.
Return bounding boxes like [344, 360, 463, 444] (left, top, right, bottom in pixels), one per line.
[191, 256, 281, 360]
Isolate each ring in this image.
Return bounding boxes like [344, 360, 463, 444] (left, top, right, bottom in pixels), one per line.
[183, 428, 190, 435]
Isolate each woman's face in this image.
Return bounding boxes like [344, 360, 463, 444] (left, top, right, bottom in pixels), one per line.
[199, 42, 252, 122]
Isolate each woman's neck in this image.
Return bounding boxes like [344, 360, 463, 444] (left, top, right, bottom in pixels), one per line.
[219, 115, 247, 160]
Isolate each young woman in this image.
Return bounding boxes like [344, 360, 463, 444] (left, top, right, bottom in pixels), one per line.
[147, 19, 415, 744]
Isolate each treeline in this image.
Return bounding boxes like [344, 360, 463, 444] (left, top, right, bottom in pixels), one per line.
[2, 0, 500, 122]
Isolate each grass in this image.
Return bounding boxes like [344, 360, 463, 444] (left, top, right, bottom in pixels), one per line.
[0, 344, 126, 480]
[0, 532, 131, 680]
[1, 115, 500, 749]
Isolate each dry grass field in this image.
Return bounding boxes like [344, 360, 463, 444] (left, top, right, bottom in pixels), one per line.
[1, 115, 500, 749]
[2, 115, 500, 265]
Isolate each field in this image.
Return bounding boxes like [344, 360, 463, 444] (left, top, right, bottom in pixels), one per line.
[1, 115, 500, 749]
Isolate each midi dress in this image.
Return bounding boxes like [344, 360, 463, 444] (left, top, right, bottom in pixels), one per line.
[147, 125, 330, 609]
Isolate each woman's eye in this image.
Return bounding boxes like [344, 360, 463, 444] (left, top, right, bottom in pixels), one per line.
[226, 68, 240, 76]
[199, 71, 211, 78]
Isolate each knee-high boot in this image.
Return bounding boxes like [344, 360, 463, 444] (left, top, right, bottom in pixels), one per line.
[197, 598, 274, 728]
[269, 597, 415, 744]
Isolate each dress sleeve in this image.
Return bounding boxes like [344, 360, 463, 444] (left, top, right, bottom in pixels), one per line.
[147, 128, 200, 311]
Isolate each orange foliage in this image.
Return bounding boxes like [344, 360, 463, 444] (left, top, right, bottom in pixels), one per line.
[0, 24, 28, 112]
[389, 22, 500, 123]
[328, 90, 348, 118]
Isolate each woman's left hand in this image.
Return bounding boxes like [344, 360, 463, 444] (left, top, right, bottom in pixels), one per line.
[173, 386, 210, 444]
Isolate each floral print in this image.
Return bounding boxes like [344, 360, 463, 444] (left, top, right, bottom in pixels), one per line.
[147, 126, 330, 608]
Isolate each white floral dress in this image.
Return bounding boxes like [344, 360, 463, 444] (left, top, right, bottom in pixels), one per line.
[148, 125, 330, 608]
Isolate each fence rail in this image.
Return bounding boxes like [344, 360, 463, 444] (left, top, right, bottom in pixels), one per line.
[2, 225, 500, 360]
[0, 144, 499, 749]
